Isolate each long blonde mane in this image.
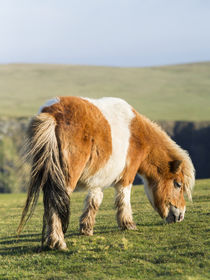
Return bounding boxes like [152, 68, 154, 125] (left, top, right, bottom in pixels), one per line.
[140, 115, 195, 200]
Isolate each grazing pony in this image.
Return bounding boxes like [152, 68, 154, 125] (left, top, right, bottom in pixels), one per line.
[18, 97, 195, 250]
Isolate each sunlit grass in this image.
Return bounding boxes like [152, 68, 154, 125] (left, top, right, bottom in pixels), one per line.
[0, 179, 209, 279]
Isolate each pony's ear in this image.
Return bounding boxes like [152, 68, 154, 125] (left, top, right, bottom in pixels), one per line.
[169, 160, 182, 174]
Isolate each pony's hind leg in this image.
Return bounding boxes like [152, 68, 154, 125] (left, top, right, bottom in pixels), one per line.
[41, 210, 66, 251]
[114, 184, 137, 230]
[42, 183, 70, 251]
[43, 210, 67, 251]
[80, 188, 103, 236]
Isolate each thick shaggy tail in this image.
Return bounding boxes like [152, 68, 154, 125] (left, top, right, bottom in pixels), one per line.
[17, 113, 70, 235]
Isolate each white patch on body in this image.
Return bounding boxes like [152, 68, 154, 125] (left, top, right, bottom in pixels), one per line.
[81, 97, 135, 189]
[38, 97, 60, 114]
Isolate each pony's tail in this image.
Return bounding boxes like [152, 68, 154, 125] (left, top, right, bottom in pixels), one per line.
[17, 113, 70, 235]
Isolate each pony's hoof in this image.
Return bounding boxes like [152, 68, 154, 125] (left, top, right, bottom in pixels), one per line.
[58, 245, 68, 251]
[47, 245, 68, 251]
[121, 222, 137, 231]
[45, 240, 68, 251]
[80, 227, 93, 236]
[56, 242, 68, 251]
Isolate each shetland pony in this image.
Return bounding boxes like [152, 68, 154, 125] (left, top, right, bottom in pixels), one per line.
[18, 97, 195, 250]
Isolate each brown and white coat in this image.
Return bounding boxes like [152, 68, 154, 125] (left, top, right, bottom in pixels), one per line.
[18, 96, 195, 250]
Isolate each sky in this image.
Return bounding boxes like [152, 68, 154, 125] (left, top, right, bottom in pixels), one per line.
[0, 0, 210, 67]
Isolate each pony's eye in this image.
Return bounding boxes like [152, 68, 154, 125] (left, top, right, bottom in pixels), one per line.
[174, 180, 182, 188]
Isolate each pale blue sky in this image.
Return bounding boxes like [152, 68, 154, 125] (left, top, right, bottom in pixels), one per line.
[0, 0, 210, 66]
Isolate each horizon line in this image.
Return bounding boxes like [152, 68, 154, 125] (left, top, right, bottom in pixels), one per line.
[1, 60, 210, 69]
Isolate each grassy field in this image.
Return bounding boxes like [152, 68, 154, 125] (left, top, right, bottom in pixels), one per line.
[0, 179, 209, 280]
[0, 62, 210, 120]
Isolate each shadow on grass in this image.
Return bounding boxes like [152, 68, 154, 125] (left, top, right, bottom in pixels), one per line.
[0, 233, 42, 255]
[0, 233, 40, 241]
[0, 222, 161, 256]
[0, 241, 75, 256]
[0, 245, 41, 256]
[0, 230, 95, 256]
[0, 233, 41, 244]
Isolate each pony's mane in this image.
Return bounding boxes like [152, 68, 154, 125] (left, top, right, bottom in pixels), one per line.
[140, 114, 195, 200]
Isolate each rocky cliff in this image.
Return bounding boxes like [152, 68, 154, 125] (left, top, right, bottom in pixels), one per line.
[159, 121, 210, 179]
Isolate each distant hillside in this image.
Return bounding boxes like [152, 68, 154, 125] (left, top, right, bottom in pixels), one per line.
[0, 62, 210, 120]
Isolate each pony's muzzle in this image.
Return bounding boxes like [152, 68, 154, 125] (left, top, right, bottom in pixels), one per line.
[165, 205, 185, 223]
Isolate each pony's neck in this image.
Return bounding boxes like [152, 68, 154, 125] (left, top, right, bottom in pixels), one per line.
[133, 111, 194, 200]
[135, 113, 173, 178]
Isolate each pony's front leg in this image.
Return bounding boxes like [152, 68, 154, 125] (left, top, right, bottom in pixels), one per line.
[114, 184, 137, 230]
[80, 188, 103, 236]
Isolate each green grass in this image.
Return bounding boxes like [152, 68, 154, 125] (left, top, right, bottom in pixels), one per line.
[0, 180, 209, 280]
[0, 62, 210, 120]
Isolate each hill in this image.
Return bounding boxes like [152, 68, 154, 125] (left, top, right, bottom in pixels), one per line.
[0, 62, 210, 120]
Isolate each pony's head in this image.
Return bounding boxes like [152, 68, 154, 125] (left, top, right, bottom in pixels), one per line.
[142, 157, 195, 223]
